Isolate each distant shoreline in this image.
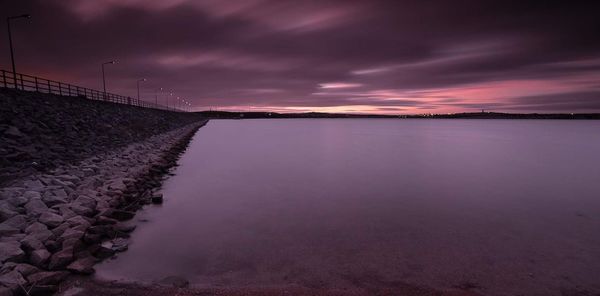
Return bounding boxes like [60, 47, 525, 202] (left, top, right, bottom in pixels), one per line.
[198, 111, 600, 120]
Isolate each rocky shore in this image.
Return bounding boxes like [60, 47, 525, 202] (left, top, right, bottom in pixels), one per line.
[0, 88, 202, 185]
[0, 121, 206, 295]
[0, 88, 208, 295]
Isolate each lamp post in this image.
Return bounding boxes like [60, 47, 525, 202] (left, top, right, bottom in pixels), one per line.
[136, 78, 146, 101]
[7, 14, 31, 89]
[155, 87, 163, 106]
[168, 92, 173, 110]
[101, 60, 116, 100]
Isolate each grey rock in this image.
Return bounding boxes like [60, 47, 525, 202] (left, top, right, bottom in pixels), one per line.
[48, 248, 73, 270]
[44, 240, 61, 253]
[110, 210, 135, 221]
[82, 233, 101, 244]
[66, 257, 96, 274]
[5, 196, 27, 207]
[20, 236, 44, 251]
[51, 222, 70, 237]
[95, 216, 118, 225]
[0, 241, 25, 263]
[26, 271, 68, 285]
[70, 204, 94, 217]
[54, 205, 77, 220]
[43, 191, 68, 207]
[24, 222, 47, 234]
[12, 263, 40, 276]
[0, 224, 20, 236]
[23, 191, 41, 199]
[103, 238, 128, 253]
[0, 234, 25, 243]
[23, 180, 44, 191]
[60, 228, 84, 241]
[151, 192, 163, 204]
[113, 222, 136, 233]
[73, 195, 96, 210]
[65, 216, 91, 229]
[61, 238, 83, 252]
[0, 270, 26, 291]
[1, 215, 27, 230]
[30, 249, 51, 267]
[24, 199, 48, 216]
[0, 202, 18, 222]
[93, 243, 115, 259]
[38, 211, 64, 228]
[52, 189, 68, 199]
[24, 227, 53, 242]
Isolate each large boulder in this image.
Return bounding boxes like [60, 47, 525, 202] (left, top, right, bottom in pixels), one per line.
[0, 224, 20, 236]
[20, 236, 44, 252]
[5, 195, 27, 207]
[0, 202, 18, 222]
[0, 241, 25, 263]
[24, 199, 48, 216]
[26, 271, 68, 286]
[151, 193, 163, 204]
[0, 270, 26, 291]
[48, 248, 73, 270]
[23, 191, 41, 199]
[10, 263, 40, 277]
[42, 190, 68, 207]
[22, 180, 44, 191]
[73, 195, 96, 210]
[30, 249, 51, 267]
[25, 229, 54, 243]
[24, 222, 47, 234]
[65, 216, 91, 229]
[1, 215, 27, 231]
[109, 210, 135, 221]
[66, 257, 96, 274]
[70, 204, 94, 217]
[38, 211, 64, 228]
[59, 228, 84, 241]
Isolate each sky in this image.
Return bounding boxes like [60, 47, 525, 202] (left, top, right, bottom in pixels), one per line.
[1, 0, 600, 114]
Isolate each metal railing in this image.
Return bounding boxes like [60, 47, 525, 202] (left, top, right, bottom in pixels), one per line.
[1, 70, 184, 112]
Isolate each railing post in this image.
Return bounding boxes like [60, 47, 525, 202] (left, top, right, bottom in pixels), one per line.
[58, 82, 62, 96]
[35, 77, 39, 92]
[19, 74, 24, 90]
[68, 84, 71, 96]
[1, 70, 5, 88]
[47, 80, 51, 94]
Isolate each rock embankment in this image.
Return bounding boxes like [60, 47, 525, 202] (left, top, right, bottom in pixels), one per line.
[0, 119, 206, 295]
[0, 88, 208, 295]
[0, 88, 203, 184]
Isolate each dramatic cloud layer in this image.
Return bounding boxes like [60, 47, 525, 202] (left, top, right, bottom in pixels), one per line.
[1, 0, 599, 113]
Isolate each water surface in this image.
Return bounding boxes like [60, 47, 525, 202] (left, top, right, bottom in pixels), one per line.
[97, 119, 600, 295]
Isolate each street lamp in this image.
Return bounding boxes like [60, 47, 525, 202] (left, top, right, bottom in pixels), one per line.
[155, 87, 163, 106]
[136, 78, 146, 101]
[101, 60, 116, 100]
[168, 92, 173, 109]
[7, 14, 31, 89]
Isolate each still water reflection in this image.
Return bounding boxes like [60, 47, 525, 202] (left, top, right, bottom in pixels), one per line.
[97, 119, 600, 295]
